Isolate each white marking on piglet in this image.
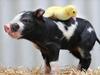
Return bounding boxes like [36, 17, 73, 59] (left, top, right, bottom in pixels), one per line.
[10, 12, 24, 32]
[7, 12, 25, 39]
[10, 12, 24, 23]
[87, 27, 94, 33]
[54, 21, 78, 40]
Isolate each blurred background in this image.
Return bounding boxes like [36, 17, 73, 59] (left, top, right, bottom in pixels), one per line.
[0, 0, 100, 69]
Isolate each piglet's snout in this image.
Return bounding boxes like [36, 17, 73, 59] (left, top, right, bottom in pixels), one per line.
[4, 23, 20, 33]
[4, 24, 11, 33]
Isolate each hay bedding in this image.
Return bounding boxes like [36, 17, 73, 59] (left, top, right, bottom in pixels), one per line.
[0, 65, 100, 75]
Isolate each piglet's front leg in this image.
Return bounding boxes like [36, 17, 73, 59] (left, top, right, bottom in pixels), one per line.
[45, 60, 51, 74]
[42, 42, 60, 74]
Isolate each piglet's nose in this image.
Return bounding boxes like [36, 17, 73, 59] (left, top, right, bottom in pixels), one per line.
[4, 24, 11, 33]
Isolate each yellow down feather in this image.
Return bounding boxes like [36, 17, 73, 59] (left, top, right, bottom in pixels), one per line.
[43, 5, 77, 20]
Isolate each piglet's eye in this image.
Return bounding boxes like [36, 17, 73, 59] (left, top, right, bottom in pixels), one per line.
[22, 19, 32, 23]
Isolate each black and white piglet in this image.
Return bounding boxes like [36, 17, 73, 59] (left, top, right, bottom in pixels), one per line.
[4, 9, 100, 73]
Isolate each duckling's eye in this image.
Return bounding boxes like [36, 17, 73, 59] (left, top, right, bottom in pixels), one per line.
[73, 11, 76, 13]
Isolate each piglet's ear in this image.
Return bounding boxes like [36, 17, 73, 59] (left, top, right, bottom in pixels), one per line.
[34, 8, 45, 18]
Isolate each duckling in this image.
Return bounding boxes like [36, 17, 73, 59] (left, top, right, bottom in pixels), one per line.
[43, 5, 77, 20]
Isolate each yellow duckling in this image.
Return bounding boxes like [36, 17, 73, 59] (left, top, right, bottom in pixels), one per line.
[43, 5, 77, 20]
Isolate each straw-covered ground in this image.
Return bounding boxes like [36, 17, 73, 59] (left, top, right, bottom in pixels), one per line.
[0, 65, 100, 75]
